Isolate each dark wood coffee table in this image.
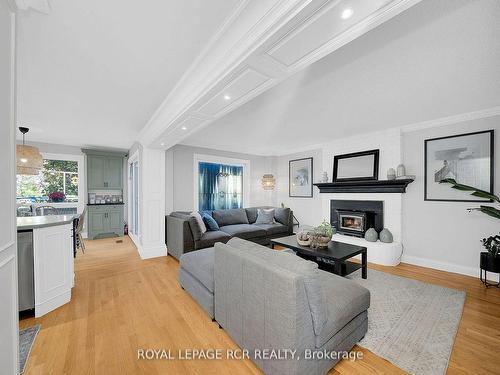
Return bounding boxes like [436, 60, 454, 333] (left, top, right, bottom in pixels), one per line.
[271, 235, 367, 279]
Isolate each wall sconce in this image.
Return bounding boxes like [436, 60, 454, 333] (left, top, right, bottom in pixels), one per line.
[262, 174, 276, 190]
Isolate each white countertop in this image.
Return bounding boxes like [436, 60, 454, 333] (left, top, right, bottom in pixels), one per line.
[17, 214, 77, 230]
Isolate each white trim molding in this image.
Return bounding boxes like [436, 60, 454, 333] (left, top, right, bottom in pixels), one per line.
[401, 106, 500, 133]
[193, 153, 251, 211]
[401, 254, 483, 281]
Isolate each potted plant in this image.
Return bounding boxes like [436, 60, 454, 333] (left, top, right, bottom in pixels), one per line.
[441, 178, 500, 286]
[311, 220, 335, 249]
[48, 191, 66, 202]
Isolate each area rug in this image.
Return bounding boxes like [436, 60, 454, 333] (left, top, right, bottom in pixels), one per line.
[347, 269, 465, 375]
[19, 325, 40, 374]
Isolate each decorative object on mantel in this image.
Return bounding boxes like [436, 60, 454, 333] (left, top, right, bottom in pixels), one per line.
[16, 127, 43, 175]
[441, 178, 499, 287]
[310, 220, 335, 249]
[396, 164, 406, 178]
[320, 171, 329, 183]
[314, 179, 414, 194]
[289, 157, 313, 198]
[387, 168, 396, 180]
[261, 174, 276, 190]
[333, 149, 379, 183]
[364, 228, 378, 242]
[379, 228, 393, 243]
[425, 130, 493, 201]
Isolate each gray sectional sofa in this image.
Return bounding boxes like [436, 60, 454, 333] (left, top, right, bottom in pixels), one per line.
[166, 206, 293, 260]
[179, 237, 370, 375]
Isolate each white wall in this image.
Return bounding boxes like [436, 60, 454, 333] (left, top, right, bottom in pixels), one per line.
[402, 116, 499, 277]
[273, 114, 499, 277]
[274, 149, 323, 227]
[275, 128, 404, 242]
[0, 1, 19, 372]
[166, 144, 274, 212]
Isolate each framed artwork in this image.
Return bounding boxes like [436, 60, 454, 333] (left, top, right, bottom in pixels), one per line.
[289, 157, 313, 197]
[424, 130, 494, 201]
[333, 149, 379, 183]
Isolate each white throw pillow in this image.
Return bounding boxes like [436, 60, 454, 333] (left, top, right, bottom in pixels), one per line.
[255, 208, 275, 224]
[190, 211, 207, 233]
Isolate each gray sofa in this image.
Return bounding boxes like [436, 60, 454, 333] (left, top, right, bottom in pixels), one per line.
[179, 238, 370, 375]
[166, 207, 293, 260]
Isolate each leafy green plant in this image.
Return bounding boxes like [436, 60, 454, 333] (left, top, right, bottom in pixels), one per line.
[314, 220, 335, 238]
[440, 179, 500, 256]
[440, 178, 500, 219]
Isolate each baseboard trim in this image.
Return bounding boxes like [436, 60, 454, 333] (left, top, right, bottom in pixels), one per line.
[401, 254, 483, 279]
[137, 242, 167, 259]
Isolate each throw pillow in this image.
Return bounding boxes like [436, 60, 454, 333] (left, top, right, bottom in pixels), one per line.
[190, 211, 207, 234]
[255, 208, 275, 224]
[202, 213, 219, 231]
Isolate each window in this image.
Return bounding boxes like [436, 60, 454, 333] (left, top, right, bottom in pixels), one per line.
[17, 159, 79, 203]
[198, 162, 243, 211]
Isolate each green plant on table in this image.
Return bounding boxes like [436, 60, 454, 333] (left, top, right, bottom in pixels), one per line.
[313, 220, 335, 238]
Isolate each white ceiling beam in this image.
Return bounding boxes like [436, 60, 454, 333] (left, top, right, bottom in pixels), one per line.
[140, 0, 424, 150]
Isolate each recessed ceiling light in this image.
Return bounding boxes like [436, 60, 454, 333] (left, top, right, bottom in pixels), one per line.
[341, 8, 353, 19]
[160, 142, 165, 146]
[181, 126, 187, 130]
[20, 158, 28, 163]
[224, 94, 231, 100]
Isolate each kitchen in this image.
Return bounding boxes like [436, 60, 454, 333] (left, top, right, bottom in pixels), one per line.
[16, 129, 127, 318]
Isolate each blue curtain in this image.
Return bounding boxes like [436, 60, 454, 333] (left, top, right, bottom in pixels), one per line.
[198, 162, 243, 211]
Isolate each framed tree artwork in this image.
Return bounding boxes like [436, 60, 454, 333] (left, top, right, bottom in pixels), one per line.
[289, 157, 313, 198]
[424, 130, 494, 202]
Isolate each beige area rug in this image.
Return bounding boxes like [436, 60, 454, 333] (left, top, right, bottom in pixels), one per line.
[347, 269, 465, 375]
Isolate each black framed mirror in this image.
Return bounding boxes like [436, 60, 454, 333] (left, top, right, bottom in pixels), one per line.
[333, 149, 379, 182]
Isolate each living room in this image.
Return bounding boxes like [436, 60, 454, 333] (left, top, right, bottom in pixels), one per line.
[1, 0, 499, 375]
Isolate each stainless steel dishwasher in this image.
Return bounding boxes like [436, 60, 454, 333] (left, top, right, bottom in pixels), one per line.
[17, 230, 35, 311]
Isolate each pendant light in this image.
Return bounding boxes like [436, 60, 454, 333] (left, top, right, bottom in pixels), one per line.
[261, 174, 276, 190]
[17, 127, 43, 175]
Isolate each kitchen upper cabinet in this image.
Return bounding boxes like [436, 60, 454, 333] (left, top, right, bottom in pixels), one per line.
[84, 150, 126, 190]
[106, 157, 123, 189]
[87, 155, 107, 189]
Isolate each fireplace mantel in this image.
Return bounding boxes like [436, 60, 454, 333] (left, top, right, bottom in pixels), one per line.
[314, 179, 414, 194]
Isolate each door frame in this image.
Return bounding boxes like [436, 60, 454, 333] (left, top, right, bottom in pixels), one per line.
[127, 150, 140, 248]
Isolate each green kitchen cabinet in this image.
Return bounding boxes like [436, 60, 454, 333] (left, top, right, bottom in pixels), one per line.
[84, 150, 126, 190]
[87, 155, 107, 189]
[87, 205, 124, 239]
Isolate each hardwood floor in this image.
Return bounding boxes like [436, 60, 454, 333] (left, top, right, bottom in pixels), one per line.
[20, 236, 500, 374]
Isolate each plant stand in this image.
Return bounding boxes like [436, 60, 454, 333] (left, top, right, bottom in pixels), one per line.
[479, 252, 500, 288]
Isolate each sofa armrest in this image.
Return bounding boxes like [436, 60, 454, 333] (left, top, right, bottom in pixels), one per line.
[166, 215, 195, 260]
[287, 210, 294, 234]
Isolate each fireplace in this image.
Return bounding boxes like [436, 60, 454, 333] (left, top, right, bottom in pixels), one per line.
[331, 200, 383, 237]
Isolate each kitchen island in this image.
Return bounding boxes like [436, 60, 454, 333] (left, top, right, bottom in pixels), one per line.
[17, 215, 76, 317]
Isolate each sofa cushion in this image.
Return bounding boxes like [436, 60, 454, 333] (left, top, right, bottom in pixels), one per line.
[179, 248, 214, 292]
[195, 230, 231, 250]
[255, 208, 275, 224]
[252, 223, 288, 236]
[245, 208, 258, 223]
[225, 237, 328, 335]
[314, 270, 370, 348]
[219, 224, 266, 239]
[187, 216, 203, 241]
[274, 207, 291, 226]
[212, 208, 249, 227]
[190, 211, 207, 233]
[202, 213, 219, 231]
